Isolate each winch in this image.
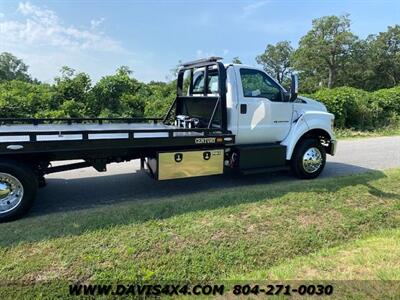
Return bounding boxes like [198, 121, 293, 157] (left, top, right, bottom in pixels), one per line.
[175, 115, 200, 128]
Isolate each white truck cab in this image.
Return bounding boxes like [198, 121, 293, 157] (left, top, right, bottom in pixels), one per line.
[184, 59, 336, 178]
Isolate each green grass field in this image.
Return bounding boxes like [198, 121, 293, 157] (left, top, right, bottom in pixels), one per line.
[0, 169, 399, 299]
[335, 125, 400, 139]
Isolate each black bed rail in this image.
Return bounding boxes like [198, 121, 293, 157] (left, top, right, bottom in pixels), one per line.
[0, 117, 163, 126]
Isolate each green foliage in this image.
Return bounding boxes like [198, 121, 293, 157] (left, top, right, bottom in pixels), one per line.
[232, 57, 242, 64]
[371, 86, 400, 124]
[338, 26, 400, 92]
[53, 67, 91, 109]
[119, 93, 146, 118]
[0, 64, 164, 119]
[144, 81, 176, 117]
[367, 25, 400, 89]
[283, 18, 399, 93]
[0, 52, 31, 83]
[293, 15, 357, 91]
[312, 87, 369, 128]
[335, 126, 400, 139]
[311, 86, 400, 130]
[256, 41, 293, 83]
[1, 25, 399, 133]
[0, 80, 54, 118]
[90, 66, 142, 117]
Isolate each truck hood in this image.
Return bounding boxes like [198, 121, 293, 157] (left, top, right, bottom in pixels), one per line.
[296, 96, 327, 112]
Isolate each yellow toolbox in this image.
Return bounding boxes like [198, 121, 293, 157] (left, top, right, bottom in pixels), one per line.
[147, 149, 224, 180]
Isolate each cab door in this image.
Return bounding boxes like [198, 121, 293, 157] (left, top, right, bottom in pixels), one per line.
[235, 67, 293, 144]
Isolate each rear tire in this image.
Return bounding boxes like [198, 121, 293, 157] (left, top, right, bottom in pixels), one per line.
[291, 139, 326, 179]
[0, 161, 38, 222]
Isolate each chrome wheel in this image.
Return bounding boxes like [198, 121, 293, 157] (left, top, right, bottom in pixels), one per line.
[0, 173, 24, 214]
[302, 147, 322, 174]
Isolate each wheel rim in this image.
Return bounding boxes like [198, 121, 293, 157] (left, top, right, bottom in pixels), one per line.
[0, 173, 24, 214]
[302, 147, 323, 174]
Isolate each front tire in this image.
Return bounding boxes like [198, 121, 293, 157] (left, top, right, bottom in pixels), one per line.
[0, 161, 38, 222]
[291, 139, 326, 179]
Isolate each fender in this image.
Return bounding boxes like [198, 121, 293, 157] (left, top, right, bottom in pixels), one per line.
[281, 111, 335, 160]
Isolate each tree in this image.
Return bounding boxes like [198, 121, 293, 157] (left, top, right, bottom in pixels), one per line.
[368, 25, 400, 89]
[337, 25, 400, 91]
[52, 66, 91, 115]
[90, 66, 145, 117]
[337, 39, 373, 90]
[0, 52, 31, 82]
[232, 57, 242, 64]
[293, 15, 357, 90]
[144, 81, 176, 117]
[0, 80, 54, 118]
[256, 41, 293, 83]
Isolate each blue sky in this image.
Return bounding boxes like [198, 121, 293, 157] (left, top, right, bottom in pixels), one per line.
[0, 0, 399, 83]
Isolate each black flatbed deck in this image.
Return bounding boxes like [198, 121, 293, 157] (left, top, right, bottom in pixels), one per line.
[0, 119, 235, 159]
[0, 58, 234, 162]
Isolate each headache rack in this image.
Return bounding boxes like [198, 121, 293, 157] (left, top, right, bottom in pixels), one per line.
[164, 56, 228, 131]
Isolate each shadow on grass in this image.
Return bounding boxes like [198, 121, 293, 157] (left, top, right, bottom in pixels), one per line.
[0, 162, 392, 247]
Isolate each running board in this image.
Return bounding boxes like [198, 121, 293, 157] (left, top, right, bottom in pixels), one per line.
[234, 143, 287, 171]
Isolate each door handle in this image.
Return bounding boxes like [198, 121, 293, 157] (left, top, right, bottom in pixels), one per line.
[240, 104, 247, 114]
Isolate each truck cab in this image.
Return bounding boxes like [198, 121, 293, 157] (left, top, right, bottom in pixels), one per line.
[172, 57, 336, 178]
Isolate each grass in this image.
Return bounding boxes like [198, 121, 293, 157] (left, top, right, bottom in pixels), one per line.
[335, 125, 400, 139]
[0, 169, 399, 299]
[253, 227, 400, 281]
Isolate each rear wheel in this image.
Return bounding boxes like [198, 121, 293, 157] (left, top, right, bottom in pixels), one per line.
[0, 161, 38, 222]
[291, 139, 326, 179]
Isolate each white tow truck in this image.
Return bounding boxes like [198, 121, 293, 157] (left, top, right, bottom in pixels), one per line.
[0, 57, 336, 221]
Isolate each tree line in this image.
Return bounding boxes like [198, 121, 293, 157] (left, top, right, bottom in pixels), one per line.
[256, 15, 400, 93]
[0, 14, 399, 130]
[0, 56, 176, 119]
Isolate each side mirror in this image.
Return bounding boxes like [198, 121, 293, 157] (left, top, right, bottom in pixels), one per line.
[290, 73, 298, 101]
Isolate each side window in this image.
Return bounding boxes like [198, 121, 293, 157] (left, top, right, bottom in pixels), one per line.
[240, 69, 282, 101]
[192, 73, 219, 94]
[208, 75, 219, 94]
[192, 74, 204, 93]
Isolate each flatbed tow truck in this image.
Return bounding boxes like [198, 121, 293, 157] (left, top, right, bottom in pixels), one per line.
[0, 57, 336, 221]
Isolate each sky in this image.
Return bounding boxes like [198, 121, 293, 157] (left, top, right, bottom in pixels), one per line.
[0, 0, 399, 83]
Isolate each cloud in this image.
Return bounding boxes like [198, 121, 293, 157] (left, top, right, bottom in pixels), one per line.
[18, 2, 57, 25]
[90, 17, 105, 29]
[196, 49, 229, 59]
[0, 2, 141, 83]
[241, 1, 270, 18]
[0, 2, 125, 53]
[196, 49, 205, 58]
[196, 49, 217, 59]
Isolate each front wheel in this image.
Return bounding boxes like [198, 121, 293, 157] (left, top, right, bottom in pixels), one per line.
[0, 161, 38, 222]
[291, 139, 326, 179]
